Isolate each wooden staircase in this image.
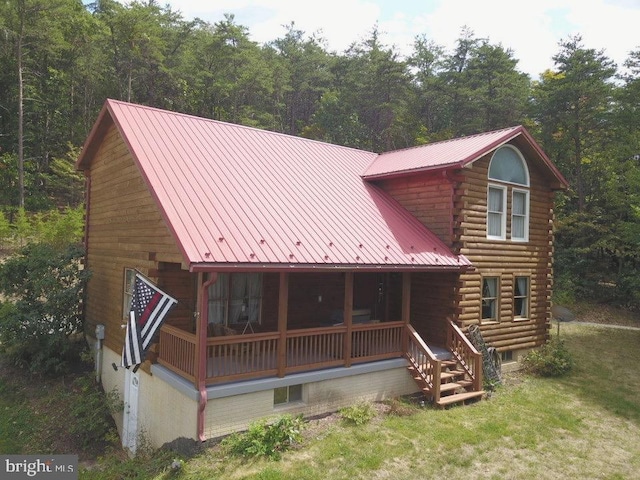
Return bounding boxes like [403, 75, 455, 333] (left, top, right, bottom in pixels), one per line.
[405, 322, 485, 407]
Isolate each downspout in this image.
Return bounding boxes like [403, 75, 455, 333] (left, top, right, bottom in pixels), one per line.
[197, 272, 216, 442]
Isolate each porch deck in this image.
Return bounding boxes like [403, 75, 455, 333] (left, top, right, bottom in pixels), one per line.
[157, 321, 405, 386]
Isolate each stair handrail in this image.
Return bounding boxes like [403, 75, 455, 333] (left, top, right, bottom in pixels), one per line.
[446, 320, 483, 392]
[405, 325, 442, 402]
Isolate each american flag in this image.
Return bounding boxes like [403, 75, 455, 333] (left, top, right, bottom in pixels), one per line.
[122, 273, 177, 369]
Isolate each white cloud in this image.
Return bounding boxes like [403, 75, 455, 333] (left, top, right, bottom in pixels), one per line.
[165, 0, 640, 78]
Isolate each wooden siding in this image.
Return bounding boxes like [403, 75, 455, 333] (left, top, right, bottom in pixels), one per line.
[84, 124, 184, 353]
[454, 152, 554, 351]
[157, 262, 197, 333]
[378, 174, 454, 246]
[410, 272, 459, 347]
[377, 142, 556, 352]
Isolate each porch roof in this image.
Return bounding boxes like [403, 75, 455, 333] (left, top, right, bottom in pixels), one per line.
[77, 100, 471, 272]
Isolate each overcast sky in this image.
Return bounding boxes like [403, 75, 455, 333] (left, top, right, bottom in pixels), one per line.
[159, 0, 640, 79]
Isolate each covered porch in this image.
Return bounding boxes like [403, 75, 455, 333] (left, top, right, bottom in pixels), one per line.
[152, 265, 481, 401]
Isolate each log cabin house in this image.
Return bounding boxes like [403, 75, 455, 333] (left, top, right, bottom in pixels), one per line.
[77, 99, 568, 450]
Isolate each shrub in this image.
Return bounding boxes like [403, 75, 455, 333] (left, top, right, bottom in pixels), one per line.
[68, 374, 121, 449]
[222, 414, 305, 460]
[339, 402, 375, 425]
[522, 338, 573, 377]
[0, 242, 90, 374]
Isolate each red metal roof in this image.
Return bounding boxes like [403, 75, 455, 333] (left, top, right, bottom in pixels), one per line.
[77, 100, 471, 272]
[363, 126, 569, 187]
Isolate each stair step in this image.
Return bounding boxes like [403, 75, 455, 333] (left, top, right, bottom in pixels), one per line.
[441, 369, 465, 380]
[439, 382, 465, 393]
[441, 359, 458, 367]
[436, 390, 485, 407]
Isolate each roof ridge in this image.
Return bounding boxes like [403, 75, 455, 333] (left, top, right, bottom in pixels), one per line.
[379, 125, 522, 156]
[106, 98, 377, 156]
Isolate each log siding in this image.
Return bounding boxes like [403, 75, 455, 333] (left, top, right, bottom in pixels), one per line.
[378, 141, 557, 352]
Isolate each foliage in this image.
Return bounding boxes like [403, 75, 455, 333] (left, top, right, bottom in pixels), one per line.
[32, 205, 85, 249]
[521, 338, 573, 377]
[221, 414, 305, 459]
[0, 1, 639, 317]
[0, 242, 90, 374]
[66, 374, 121, 449]
[339, 402, 376, 425]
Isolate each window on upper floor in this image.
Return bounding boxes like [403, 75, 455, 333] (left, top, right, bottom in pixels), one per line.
[512, 189, 529, 241]
[487, 145, 530, 241]
[487, 185, 507, 240]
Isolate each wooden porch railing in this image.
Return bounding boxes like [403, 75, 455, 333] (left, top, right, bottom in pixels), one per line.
[404, 324, 441, 401]
[157, 321, 405, 386]
[446, 320, 483, 392]
[157, 324, 197, 383]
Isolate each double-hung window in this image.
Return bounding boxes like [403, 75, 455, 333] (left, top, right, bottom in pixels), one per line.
[487, 146, 530, 242]
[481, 277, 499, 322]
[513, 276, 529, 319]
[512, 189, 529, 241]
[487, 185, 507, 240]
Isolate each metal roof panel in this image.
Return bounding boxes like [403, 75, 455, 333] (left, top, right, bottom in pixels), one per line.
[80, 100, 471, 271]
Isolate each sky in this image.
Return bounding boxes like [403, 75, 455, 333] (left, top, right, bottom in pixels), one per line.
[159, 0, 640, 79]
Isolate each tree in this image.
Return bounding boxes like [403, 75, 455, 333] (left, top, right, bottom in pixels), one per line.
[531, 35, 616, 213]
[0, 243, 90, 374]
[267, 23, 333, 135]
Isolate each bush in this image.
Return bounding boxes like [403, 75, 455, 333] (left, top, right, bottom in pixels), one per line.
[0, 242, 90, 374]
[222, 414, 305, 460]
[68, 374, 122, 449]
[522, 338, 573, 377]
[339, 402, 375, 425]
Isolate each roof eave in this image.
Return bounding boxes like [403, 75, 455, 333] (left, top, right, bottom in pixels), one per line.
[188, 262, 473, 273]
[75, 101, 115, 171]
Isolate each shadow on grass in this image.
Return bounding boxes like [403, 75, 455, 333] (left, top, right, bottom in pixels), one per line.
[554, 323, 640, 425]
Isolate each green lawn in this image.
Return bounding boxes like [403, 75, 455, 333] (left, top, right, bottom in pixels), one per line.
[3, 322, 640, 479]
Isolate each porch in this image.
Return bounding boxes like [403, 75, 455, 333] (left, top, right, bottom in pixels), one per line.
[152, 267, 483, 406]
[158, 320, 405, 385]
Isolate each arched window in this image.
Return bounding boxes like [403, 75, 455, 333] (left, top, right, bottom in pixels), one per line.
[487, 146, 530, 241]
[488, 145, 529, 186]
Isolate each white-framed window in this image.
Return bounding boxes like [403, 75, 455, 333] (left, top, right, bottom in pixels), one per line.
[481, 276, 500, 322]
[123, 268, 136, 320]
[208, 273, 262, 326]
[513, 276, 530, 320]
[488, 145, 529, 186]
[274, 384, 303, 406]
[512, 189, 529, 241]
[487, 185, 507, 240]
[487, 145, 530, 242]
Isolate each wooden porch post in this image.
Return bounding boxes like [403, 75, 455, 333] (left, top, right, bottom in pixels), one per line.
[402, 272, 411, 352]
[343, 272, 354, 367]
[197, 272, 216, 442]
[194, 272, 204, 388]
[277, 272, 289, 378]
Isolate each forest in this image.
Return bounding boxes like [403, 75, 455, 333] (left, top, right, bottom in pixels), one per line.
[1, 0, 639, 310]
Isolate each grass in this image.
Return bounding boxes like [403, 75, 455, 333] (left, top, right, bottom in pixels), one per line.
[1, 316, 640, 479]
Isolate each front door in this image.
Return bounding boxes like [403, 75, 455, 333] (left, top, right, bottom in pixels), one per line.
[122, 368, 140, 454]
